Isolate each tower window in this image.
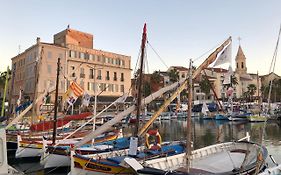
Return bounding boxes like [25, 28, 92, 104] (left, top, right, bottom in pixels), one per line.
[242, 62, 244, 69]
[236, 63, 238, 69]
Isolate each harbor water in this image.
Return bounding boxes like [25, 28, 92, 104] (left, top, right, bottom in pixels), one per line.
[11, 118, 281, 174]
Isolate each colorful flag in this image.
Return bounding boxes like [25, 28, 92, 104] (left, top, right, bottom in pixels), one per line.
[63, 81, 84, 105]
[213, 43, 232, 67]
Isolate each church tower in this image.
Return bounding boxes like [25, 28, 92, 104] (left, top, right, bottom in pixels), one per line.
[235, 45, 247, 75]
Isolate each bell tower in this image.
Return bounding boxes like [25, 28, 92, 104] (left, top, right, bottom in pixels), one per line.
[235, 45, 247, 75]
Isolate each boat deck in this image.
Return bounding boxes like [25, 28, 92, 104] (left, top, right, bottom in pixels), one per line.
[177, 149, 256, 174]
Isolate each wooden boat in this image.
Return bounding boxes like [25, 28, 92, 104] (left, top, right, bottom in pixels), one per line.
[42, 134, 127, 169]
[69, 141, 185, 175]
[15, 129, 119, 160]
[247, 114, 268, 122]
[137, 141, 268, 175]
[215, 113, 229, 120]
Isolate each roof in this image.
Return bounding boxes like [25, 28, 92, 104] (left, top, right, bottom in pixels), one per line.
[206, 67, 228, 73]
[235, 45, 247, 61]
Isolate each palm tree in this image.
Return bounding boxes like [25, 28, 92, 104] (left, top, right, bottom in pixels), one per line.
[247, 84, 257, 102]
[168, 69, 179, 83]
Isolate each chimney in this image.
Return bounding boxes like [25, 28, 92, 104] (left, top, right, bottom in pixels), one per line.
[36, 37, 41, 44]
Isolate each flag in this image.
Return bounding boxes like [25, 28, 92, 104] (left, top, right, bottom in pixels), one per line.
[63, 81, 84, 105]
[82, 92, 91, 107]
[213, 43, 232, 67]
[223, 65, 233, 85]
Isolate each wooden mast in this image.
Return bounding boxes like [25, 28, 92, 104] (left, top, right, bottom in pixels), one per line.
[186, 59, 193, 172]
[134, 23, 147, 137]
[52, 57, 61, 145]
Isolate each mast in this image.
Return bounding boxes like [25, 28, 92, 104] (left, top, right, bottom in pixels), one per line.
[186, 59, 193, 172]
[52, 58, 61, 145]
[134, 23, 147, 137]
[32, 46, 44, 123]
[267, 24, 281, 113]
[1, 66, 9, 117]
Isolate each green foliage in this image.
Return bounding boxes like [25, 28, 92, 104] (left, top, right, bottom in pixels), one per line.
[168, 69, 179, 83]
[199, 77, 211, 98]
[151, 71, 161, 83]
[143, 81, 151, 97]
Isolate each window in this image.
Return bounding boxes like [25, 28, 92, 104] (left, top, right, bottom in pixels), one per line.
[89, 54, 95, 61]
[80, 52, 85, 59]
[87, 82, 90, 90]
[80, 80, 84, 89]
[89, 69, 94, 79]
[102, 56, 105, 63]
[97, 70, 102, 80]
[236, 63, 238, 69]
[106, 71, 110, 80]
[97, 55, 101, 62]
[121, 60, 125, 66]
[91, 82, 96, 91]
[47, 65, 52, 74]
[181, 73, 185, 78]
[48, 51, 52, 59]
[121, 73, 124, 82]
[80, 68, 85, 78]
[71, 66, 75, 70]
[114, 72, 117, 81]
[115, 84, 119, 92]
[241, 62, 244, 69]
[120, 85, 124, 93]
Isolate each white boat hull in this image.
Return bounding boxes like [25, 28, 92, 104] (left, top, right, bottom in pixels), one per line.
[15, 147, 41, 158]
[44, 153, 71, 169]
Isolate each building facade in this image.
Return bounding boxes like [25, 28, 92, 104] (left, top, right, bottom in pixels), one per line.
[9, 28, 131, 115]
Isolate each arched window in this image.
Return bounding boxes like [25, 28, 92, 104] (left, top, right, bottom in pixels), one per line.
[241, 62, 244, 69]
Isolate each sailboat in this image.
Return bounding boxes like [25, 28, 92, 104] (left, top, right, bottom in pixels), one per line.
[128, 37, 268, 175]
[66, 23, 186, 175]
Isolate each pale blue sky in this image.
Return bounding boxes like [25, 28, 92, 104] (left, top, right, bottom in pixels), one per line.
[0, 0, 280, 75]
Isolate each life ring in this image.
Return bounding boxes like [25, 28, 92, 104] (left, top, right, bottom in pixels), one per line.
[145, 129, 162, 150]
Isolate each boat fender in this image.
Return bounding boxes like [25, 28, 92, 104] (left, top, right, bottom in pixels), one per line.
[145, 129, 162, 150]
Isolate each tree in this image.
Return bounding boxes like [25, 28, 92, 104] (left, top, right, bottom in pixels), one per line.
[168, 69, 179, 83]
[199, 77, 211, 99]
[151, 71, 161, 83]
[247, 84, 257, 102]
[143, 81, 151, 97]
[230, 75, 238, 87]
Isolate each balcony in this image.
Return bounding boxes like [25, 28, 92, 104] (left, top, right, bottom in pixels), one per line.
[80, 74, 85, 78]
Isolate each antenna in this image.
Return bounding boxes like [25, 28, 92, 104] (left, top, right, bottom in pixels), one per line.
[18, 45, 21, 54]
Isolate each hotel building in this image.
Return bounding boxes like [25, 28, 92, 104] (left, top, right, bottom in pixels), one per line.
[9, 27, 131, 115]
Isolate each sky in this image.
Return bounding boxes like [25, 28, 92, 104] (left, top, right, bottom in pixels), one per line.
[0, 0, 281, 75]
